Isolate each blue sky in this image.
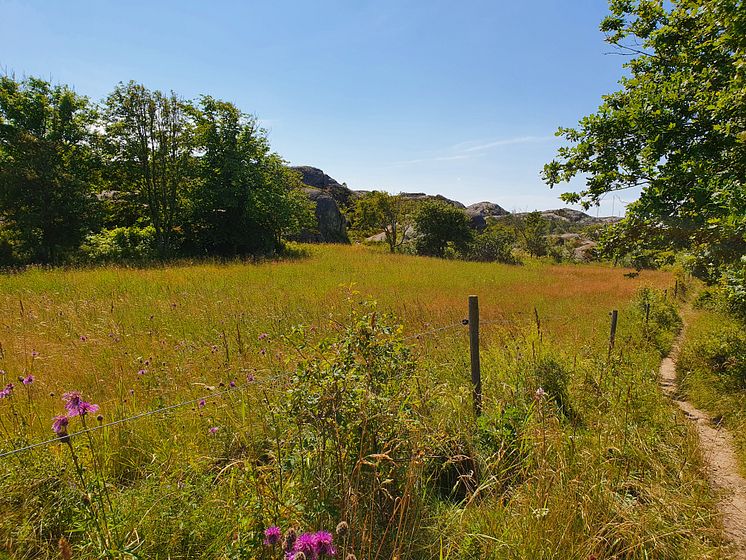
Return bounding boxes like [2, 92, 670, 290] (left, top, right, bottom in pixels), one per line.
[1, 0, 635, 215]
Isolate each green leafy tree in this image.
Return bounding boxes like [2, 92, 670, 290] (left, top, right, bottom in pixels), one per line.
[104, 82, 194, 257]
[354, 191, 413, 252]
[188, 96, 311, 255]
[414, 201, 472, 258]
[0, 76, 101, 264]
[543, 0, 745, 280]
[466, 224, 517, 263]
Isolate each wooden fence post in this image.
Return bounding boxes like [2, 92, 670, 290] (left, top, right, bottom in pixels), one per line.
[468, 295, 482, 416]
[645, 303, 651, 326]
[608, 309, 619, 359]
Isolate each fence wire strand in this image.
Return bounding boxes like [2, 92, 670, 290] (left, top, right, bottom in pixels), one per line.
[0, 311, 574, 460]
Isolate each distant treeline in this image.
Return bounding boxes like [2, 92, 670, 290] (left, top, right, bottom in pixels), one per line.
[0, 76, 314, 266]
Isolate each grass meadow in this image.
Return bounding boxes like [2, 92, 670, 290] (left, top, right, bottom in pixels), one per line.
[0, 245, 728, 559]
[678, 307, 746, 475]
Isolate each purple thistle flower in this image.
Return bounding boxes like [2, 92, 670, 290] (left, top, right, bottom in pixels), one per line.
[31, 350, 39, 358]
[264, 525, 282, 546]
[229, 380, 236, 388]
[209, 426, 219, 434]
[198, 399, 206, 408]
[0, 383, 14, 399]
[52, 415, 69, 435]
[62, 391, 100, 417]
[293, 533, 318, 559]
[80, 335, 87, 342]
[258, 333, 269, 341]
[22, 374, 34, 385]
[137, 369, 147, 375]
[313, 531, 336, 557]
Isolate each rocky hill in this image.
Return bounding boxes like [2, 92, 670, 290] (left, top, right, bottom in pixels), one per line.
[291, 165, 620, 242]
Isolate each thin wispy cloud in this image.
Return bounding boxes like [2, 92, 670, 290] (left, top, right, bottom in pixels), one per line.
[387, 134, 560, 167]
[454, 135, 559, 153]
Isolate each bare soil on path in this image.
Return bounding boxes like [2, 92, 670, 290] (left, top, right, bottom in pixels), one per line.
[660, 332, 746, 558]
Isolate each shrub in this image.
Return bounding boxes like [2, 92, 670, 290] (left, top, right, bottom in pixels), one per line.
[465, 226, 517, 264]
[81, 226, 156, 262]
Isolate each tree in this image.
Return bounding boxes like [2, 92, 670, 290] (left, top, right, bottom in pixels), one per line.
[105, 82, 193, 257]
[466, 224, 517, 263]
[543, 0, 745, 280]
[515, 212, 550, 257]
[0, 76, 101, 264]
[413, 201, 472, 258]
[188, 96, 312, 255]
[354, 191, 413, 252]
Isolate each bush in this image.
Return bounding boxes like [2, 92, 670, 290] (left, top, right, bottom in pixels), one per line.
[465, 226, 518, 263]
[81, 226, 156, 262]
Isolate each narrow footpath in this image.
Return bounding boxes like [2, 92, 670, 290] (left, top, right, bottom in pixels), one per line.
[660, 331, 746, 558]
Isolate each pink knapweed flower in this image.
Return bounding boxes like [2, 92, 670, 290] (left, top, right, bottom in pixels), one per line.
[80, 335, 87, 342]
[52, 415, 69, 435]
[258, 333, 269, 341]
[229, 380, 236, 388]
[0, 383, 14, 399]
[137, 369, 147, 375]
[198, 399, 206, 408]
[263, 526, 281, 545]
[209, 426, 219, 434]
[31, 350, 39, 358]
[62, 391, 100, 417]
[535, 387, 546, 401]
[22, 374, 34, 385]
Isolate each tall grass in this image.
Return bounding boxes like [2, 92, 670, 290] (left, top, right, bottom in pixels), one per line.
[0, 245, 725, 558]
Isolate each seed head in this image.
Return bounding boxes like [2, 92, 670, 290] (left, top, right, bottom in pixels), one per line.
[336, 521, 349, 537]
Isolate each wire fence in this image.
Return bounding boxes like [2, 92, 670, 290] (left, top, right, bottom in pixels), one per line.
[0, 308, 580, 460]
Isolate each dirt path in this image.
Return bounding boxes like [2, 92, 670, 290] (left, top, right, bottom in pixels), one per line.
[660, 334, 746, 558]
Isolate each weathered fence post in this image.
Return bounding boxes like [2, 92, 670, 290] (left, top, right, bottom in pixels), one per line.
[468, 295, 482, 416]
[645, 303, 651, 326]
[608, 309, 619, 359]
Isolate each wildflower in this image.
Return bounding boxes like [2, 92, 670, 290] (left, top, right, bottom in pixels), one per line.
[534, 387, 546, 401]
[198, 399, 206, 408]
[258, 333, 269, 341]
[97, 414, 104, 423]
[31, 350, 39, 358]
[209, 426, 219, 434]
[291, 531, 336, 559]
[80, 335, 87, 342]
[137, 369, 147, 375]
[229, 380, 236, 388]
[313, 531, 335, 557]
[247, 373, 255, 382]
[22, 374, 34, 385]
[62, 391, 100, 417]
[0, 383, 14, 399]
[263, 525, 282, 546]
[52, 415, 69, 435]
[293, 533, 318, 559]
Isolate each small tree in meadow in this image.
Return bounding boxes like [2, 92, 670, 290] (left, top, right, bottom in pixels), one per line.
[413, 201, 472, 258]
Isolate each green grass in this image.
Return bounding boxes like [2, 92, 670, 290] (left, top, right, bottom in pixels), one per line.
[0, 245, 727, 559]
[678, 307, 746, 475]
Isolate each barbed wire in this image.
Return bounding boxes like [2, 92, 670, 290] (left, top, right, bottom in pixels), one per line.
[0, 311, 585, 460]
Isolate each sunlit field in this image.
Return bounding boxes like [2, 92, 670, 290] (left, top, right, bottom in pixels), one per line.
[0, 245, 726, 559]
